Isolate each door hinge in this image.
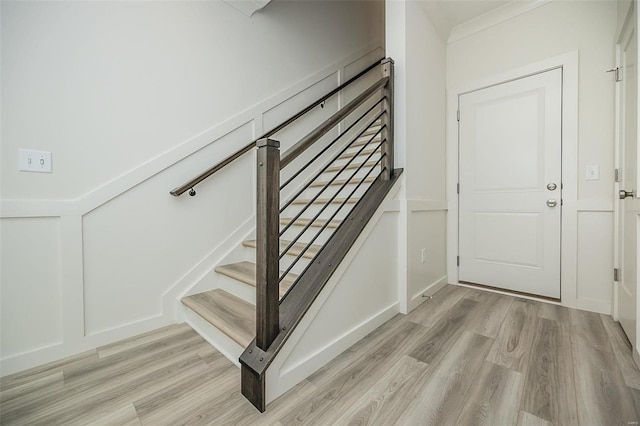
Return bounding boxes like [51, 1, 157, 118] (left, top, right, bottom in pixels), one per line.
[457, 183, 460, 194]
[457, 256, 460, 266]
[457, 110, 460, 122]
[614, 268, 621, 282]
[607, 67, 622, 82]
[615, 168, 622, 182]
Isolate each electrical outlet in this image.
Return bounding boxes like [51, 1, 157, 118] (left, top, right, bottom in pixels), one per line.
[19, 149, 52, 173]
[421, 248, 426, 263]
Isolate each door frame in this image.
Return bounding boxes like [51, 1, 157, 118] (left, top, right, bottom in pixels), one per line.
[613, 0, 636, 323]
[446, 51, 583, 309]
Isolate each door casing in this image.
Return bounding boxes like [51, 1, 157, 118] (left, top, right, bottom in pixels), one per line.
[447, 52, 589, 310]
[613, 0, 639, 359]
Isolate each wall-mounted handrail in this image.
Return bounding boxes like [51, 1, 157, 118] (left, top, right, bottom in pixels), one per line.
[169, 58, 384, 196]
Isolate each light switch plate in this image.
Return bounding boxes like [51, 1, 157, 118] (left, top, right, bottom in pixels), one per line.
[19, 149, 52, 173]
[586, 164, 599, 181]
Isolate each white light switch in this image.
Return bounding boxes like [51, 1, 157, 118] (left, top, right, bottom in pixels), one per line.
[19, 149, 52, 173]
[586, 164, 599, 181]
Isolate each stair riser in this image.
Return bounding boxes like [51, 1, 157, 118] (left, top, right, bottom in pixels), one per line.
[279, 252, 313, 276]
[302, 181, 374, 200]
[281, 202, 353, 221]
[328, 154, 382, 171]
[280, 224, 336, 245]
[216, 274, 257, 305]
[183, 309, 243, 368]
[349, 135, 382, 149]
[319, 165, 382, 181]
[241, 247, 312, 276]
[337, 149, 382, 163]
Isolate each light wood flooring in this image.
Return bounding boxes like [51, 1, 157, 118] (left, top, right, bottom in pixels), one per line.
[2, 284, 640, 425]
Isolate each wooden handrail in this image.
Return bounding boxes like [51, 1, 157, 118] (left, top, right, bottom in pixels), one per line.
[169, 58, 384, 196]
[279, 76, 389, 169]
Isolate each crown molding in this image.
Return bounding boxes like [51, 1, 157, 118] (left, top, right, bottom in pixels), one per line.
[448, 0, 552, 44]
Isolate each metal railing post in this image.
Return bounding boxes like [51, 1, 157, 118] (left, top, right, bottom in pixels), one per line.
[381, 58, 394, 180]
[256, 138, 280, 350]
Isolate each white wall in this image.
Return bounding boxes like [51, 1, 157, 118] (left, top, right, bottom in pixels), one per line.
[0, 0, 384, 375]
[447, 1, 617, 312]
[267, 202, 401, 403]
[386, 1, 448, 312]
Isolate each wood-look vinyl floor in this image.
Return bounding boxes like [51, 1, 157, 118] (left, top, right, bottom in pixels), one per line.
[2, 285, 640, 425]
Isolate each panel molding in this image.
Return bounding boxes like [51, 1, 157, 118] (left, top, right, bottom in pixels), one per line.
[407, 199, 447, 212]
[265, 198, 402, 404]
[577, 199, 614, 212]
[0, 44, 385, 376]
[0, 43, 383, 220]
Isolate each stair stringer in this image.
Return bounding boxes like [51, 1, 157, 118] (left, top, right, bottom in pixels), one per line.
[264, 178, 402, 404]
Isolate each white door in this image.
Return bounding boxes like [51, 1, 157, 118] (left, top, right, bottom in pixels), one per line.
[459, 69, 562, 299]
[618, 16, 638, 347]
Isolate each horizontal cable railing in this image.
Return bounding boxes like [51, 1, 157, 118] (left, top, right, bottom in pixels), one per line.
[171, 55, 395, 412]
[279, 97, 385, 191]
[277, 140, 386, 286]
[253, 58, 395, 356]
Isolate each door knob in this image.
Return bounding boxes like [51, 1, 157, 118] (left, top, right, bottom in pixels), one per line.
[547, 183, 557, 191]
[546, 199, 557, 207]
[620, 189, 635, 199]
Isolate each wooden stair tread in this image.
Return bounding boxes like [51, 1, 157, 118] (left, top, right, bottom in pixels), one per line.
[280, 217, 342, 229]
[290, 197, 360, 205]
[181, 289, 255, 348]
[214, 261, 297, 298]
[309, 176, 376, 187]
[243, 239, 322, 259]
[325, 161, 379, 173]
[337, 146, 381, 160]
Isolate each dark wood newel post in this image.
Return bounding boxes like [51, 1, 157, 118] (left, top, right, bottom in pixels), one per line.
[381, 58, 395, 180]
[256, 137, 280, 351]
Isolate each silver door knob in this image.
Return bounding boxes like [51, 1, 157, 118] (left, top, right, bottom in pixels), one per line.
[620, 190, 635, 199]
[546, 199, 557, 207]
[547, 183, 557, 191]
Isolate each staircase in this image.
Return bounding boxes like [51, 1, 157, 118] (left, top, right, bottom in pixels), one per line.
[181, 122, 383, 355]
[170, 57, 399, 411]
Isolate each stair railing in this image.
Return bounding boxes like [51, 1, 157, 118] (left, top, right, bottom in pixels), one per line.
[171, 57, 395, 412]
[254, 58, 394, 353]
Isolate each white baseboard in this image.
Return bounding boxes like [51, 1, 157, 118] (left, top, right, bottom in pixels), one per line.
[408, 275, 448, 311]
[0, 314, 171, 376]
